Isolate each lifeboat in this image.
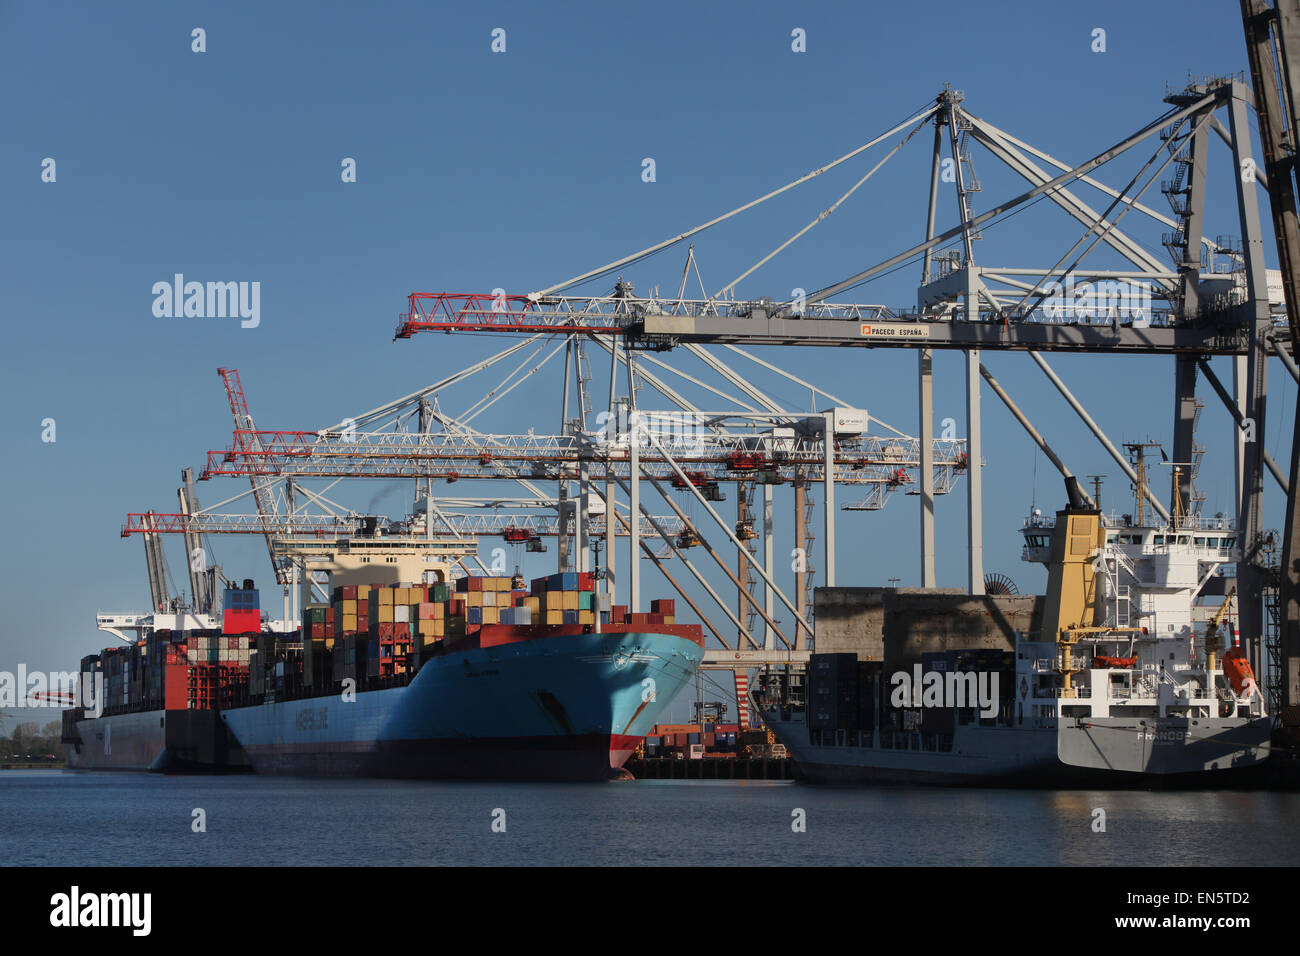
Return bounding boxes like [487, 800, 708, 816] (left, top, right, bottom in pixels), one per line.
[1222, 639, 1257, 697]
[1092, 654, 1137, 669]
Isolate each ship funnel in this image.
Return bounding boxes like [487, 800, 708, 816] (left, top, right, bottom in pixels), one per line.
[1064, 476, 1088, 511]
[1041, 479, 1104, 642]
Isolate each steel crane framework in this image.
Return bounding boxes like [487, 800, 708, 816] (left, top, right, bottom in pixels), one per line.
[384, 76, 1298, 716]
[131, 68, 1300, 724]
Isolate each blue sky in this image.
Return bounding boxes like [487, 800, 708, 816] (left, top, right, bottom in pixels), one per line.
[0, 0, 1287, 722]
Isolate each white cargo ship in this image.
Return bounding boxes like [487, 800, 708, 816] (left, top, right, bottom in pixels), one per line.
[762, 477, 1272, 786]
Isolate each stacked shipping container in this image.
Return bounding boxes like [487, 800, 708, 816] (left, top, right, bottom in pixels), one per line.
[74, 576, 696, 717]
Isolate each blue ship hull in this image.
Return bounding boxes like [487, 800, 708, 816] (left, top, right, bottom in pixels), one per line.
[220, 630, 703, 780]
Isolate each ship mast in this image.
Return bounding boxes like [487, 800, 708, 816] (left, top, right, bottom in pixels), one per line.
[1123, 441, 1163, 527]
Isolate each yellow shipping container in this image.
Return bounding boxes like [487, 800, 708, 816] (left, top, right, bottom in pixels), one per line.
[378, 588, 394, 606]
[466, 592, 484, 608]
[579, 610, 595, 625]
[343, 613, 358, 632]
[378, 604, 394, 623]
[357, 585, 371, 601]
[545, 609, 564, 626]
[482, 607, 499, 624]
[524, 596, 541, 615]
[562, 591, 580, 611]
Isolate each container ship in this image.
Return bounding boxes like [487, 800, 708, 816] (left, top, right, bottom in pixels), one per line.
[63, 569, 703, 781]
[760, 476, 1273, 786]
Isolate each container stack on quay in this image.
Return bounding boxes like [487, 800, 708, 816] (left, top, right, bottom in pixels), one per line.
[638, 724, 783, 759]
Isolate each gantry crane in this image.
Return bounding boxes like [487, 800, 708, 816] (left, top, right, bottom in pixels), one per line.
[217, 368, 291, 586]
[197, 425, 967, 497]
[121, 509, 685, 540]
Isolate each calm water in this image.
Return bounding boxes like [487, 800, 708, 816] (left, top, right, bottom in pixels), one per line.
[1, 769, 1297, 866]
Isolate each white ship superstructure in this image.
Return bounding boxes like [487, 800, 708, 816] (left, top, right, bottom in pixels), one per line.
[762, 478, 1272, 785]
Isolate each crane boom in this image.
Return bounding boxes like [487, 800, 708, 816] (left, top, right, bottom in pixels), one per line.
[217, 369, 290, 585]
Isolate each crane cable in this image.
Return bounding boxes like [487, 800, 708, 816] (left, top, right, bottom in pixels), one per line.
[530, 104, 941, 299]
[712, 114, 934, 301]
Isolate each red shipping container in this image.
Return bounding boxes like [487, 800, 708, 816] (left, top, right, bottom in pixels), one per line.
[395, 622, 410, 638]
[164, 663, 189, 710]
[378, 622, 394, 639]
[342, 585, 357, 600]
[651, 599, 675, 615]
[465, 577, 483, 592]
[578, 573, 595, 591]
